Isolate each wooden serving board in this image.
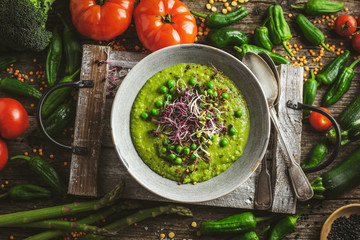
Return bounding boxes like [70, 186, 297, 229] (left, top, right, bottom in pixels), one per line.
[81, 45, 303, 214]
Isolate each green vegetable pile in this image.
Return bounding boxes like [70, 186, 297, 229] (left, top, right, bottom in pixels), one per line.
[0, 0, 57, 52]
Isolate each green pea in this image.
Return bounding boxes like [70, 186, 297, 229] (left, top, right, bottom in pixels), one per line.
[207, 81, 214, 89]
[190, 143, 197, 150]
[160, 86, 168, 94]
[140, 112, 148, 120]
[169, 87, 176, 94]
[167, 80, 175, 88]
[212, 91, 218, 97]
[164, 94, 172, 101]
[168, 145, 175, 150]
[155, 100, 163, 108]
[160, 147, 167, 153]
[220, 138, 229, 147]
[211, 135, 216, 140]
[183, 147, 190, 155]
[168, 153, 176, 160]
[175, 145, 183, 153]
[163, 139, 170, 145]
[235, 110, 243, 118]
[221, 92, 229, 100]
[151, 109, 159, 116]
[229, 127, 237, 136]
[207, 89, 213, 95]
[190, 154, 197, 160]
[175, 157, 182, 165]
[189, 77, 197, 85]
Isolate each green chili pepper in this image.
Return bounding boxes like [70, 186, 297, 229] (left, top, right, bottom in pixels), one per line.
[266, 5, 293, 57]
[191, 7, 248, 28]
[0, 55, 16, 71]
[295, 14, 331, 52]
[269, 204, 309, 240]
[323, 58, 360, 107]
[303, 70, 319, 115]
[234, 44, 290, 65]
[0, 77, 42, 99]
[46, 27, 62, 87]
[10, 155, 67, 195]
[199, 212, 272, 235]
[253, 17, 273, 51]
[58, 14, 81, 75]
[209, 29, 249, 48]
[301, 143, 328, 169]
[41, 69, 80, 119]
[291, 0, 344, 15]
[0, 184, 51, 201]
[229, 225, 270, 240]
[316, 51, 350, 85]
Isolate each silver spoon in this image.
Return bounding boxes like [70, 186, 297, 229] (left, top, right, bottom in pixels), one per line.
[242, 52, 314, 202]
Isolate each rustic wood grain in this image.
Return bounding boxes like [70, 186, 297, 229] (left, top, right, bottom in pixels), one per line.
[68, 45, 110, 196]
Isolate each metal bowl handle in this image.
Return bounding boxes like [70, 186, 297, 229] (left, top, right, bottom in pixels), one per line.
[287, 100, 341, 173]
[37, 80, 94, 155]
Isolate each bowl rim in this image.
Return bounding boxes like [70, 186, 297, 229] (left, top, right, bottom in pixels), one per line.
[110, 43, 271, 203]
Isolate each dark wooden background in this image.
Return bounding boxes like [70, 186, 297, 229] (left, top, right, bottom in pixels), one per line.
[0, 0, 359, 239]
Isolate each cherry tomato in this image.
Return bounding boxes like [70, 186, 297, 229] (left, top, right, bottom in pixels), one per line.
[309, 107, 332, 132]
[69, 0, 135, 41]
[334, 15, 358, 37]
[0, 138, 8, 171]
[0, 98, 28, 139]
[352, 33, 360, 53]
[134, 0, 197, 52]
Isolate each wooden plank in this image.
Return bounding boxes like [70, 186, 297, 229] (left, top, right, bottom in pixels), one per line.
[271, 65, 304, 214]
[68, 45, 111, 197]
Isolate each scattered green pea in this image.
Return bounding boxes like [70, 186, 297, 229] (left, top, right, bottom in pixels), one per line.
[164, 94, 172, 101]
[175, 145, 183, 153]
[235, 110, 243, 118]
[168, 145, 175, 150]
[207, 81, 214, 89]
[221, 92, 229, 100]
[168, 80, 175, 88]
[155, 100, 163, 108]
[160, 147, 167, 153]
[211, 135, 216, 140]
[151, 108, 159, 116]
[190, 143, 197, 150]
[220, 138, 229, 147]
[183, 147, 190, 155]
[190, 154, 197, 160]
[163, 139, 170, 145]
[189, 77, 197, 85]
[229, 127, 237, 136]
[207, 89, 213, 95]
[212, 91, 218, 97]
[168, 153, 176, 160]
[169, 87, 176, 93]
[160, 86, 168, 94]
[175, 157, 182, 165]
[140, 112, 148, 120]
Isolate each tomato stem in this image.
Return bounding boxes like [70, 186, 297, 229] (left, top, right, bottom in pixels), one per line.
[158, 14, 174, 24]
[96, 0, 106, 6]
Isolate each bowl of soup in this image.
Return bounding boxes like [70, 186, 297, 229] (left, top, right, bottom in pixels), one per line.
[111, 44, 270, 202]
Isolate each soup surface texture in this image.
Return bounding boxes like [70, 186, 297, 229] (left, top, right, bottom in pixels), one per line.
[130, 63, 250, 184]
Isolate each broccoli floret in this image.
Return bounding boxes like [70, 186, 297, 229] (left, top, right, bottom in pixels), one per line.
[0, 0, 56, 52]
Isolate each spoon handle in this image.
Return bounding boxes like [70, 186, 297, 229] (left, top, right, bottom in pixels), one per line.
[269, 107, 314, 201]
[254, 156, 272, 210]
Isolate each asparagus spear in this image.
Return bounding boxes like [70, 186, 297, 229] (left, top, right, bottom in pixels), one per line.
[25, 201, 143, 240]
[78, 205, 193, 240]
[0, 181, 125, 227]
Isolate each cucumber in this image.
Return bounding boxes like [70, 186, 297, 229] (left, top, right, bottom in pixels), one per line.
[311, 147, 360, 199]
[326, 94, 360, 145]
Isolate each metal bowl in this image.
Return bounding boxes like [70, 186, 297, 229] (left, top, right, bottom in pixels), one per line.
[111, 44, 270, 203]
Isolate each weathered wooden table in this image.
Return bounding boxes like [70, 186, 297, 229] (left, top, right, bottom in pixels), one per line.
[0, 0, 359, 239]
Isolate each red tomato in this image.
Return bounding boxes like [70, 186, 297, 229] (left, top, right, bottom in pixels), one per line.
[0, 98, 28, 140]
[309, 107, 332, 132]
[0, 138, 8, 171]
[69, 0, 135, 41]
[334, 15, 358, 37]
[134, 0, 197, 52]
[352, 33, 360, 53]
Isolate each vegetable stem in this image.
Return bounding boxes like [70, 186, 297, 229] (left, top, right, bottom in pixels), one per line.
[190, 11, 208, 18]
